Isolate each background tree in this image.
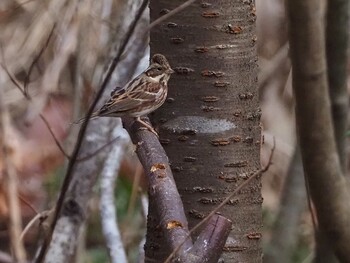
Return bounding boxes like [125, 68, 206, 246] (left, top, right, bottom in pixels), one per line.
[287, 0, 350, 261]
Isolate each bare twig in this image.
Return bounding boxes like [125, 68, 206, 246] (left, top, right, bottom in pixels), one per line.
[39, 114, 70, 159]
[19, 208, 53, 243]
[76, 136, 120, 162]
[0, 72, 27, 262]
[164, 139, 276, 263]
[147, 0, 197, 31]
[0, 61, 71, 159]
[259, 43, 290, 90]
[20, 214, 42, 242]
[24, 25, 56, 94]
[18, 194, 39, 215]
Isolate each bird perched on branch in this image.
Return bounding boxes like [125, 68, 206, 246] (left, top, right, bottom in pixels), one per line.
[76, 54, 174, 135]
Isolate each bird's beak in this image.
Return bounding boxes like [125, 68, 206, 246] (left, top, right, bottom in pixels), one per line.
[167, 68, 175, 74]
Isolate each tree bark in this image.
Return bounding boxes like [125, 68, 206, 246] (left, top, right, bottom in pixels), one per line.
[313, 1, 349, 262]
[286, 0, 350, 261]
[150, 0, 261, 262]
[326, 0, 349, 174]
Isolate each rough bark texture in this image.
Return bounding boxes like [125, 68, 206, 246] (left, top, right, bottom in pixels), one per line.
[286, 0, 350, 261]
[150, 1, 261, 262]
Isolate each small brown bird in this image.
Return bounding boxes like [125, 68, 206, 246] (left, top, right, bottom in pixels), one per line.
[77, 54, 174, 135]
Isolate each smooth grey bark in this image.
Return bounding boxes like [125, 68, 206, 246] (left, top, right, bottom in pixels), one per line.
[313, 1, 349, 262]
[150, 0, 261, 262]
[286, 0, 350, 261]
[326, 0, 349, 174]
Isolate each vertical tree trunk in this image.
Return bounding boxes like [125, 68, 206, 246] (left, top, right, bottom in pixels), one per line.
[149, 1, 261, 261]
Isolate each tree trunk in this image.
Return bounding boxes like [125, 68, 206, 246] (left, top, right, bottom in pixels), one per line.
[286, 0, 350, 261]
[149, 0, 261, 262]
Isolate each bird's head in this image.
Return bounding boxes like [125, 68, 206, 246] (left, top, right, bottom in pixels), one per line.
[146, 54, 174, 81]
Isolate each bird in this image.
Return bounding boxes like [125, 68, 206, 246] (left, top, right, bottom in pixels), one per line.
[76, 54, 174, 135]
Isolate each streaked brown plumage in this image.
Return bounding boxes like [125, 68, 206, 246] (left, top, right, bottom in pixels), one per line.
[77, 54, 174, 135]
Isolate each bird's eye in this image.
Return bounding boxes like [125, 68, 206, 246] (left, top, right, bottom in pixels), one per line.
[157, 67, 162, 71]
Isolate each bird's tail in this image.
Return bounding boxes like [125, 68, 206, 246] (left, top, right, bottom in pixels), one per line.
[72, 112, 99, 124]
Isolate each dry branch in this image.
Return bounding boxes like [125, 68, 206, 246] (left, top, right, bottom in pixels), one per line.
[123, 118, 193, 257]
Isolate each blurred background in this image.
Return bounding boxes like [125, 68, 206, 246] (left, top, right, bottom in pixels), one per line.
[0, 0, 348, 262]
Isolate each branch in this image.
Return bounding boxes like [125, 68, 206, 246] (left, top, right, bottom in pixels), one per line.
[24, 25, 56, 94]
[0, 60, 71, 159]
[258, 43, 290, 91]
[147, 0, 197, 30]
[123, 118, 193, 257]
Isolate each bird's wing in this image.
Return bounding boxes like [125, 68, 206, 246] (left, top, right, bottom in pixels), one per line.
[98, 80, 162, 117]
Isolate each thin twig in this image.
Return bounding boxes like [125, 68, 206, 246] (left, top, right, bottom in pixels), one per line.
[39, 114, 70, 159]
[20, 213, 42, 242]
[147, 0, 197, 31]
[304, 171, 318, 231]
[0, 62, 25, 95]
[258, 43, 289, 90]
[20, 209, 53, 243]
[18, 194, 39, 215]
[24, 25, 56, 94]
[164, 139, 276, 263]
[0, 61, 71, 159]
[76, 136, 120, 162]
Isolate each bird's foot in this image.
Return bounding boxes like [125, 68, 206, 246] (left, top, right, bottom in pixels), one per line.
[135, 117, 159, 137]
